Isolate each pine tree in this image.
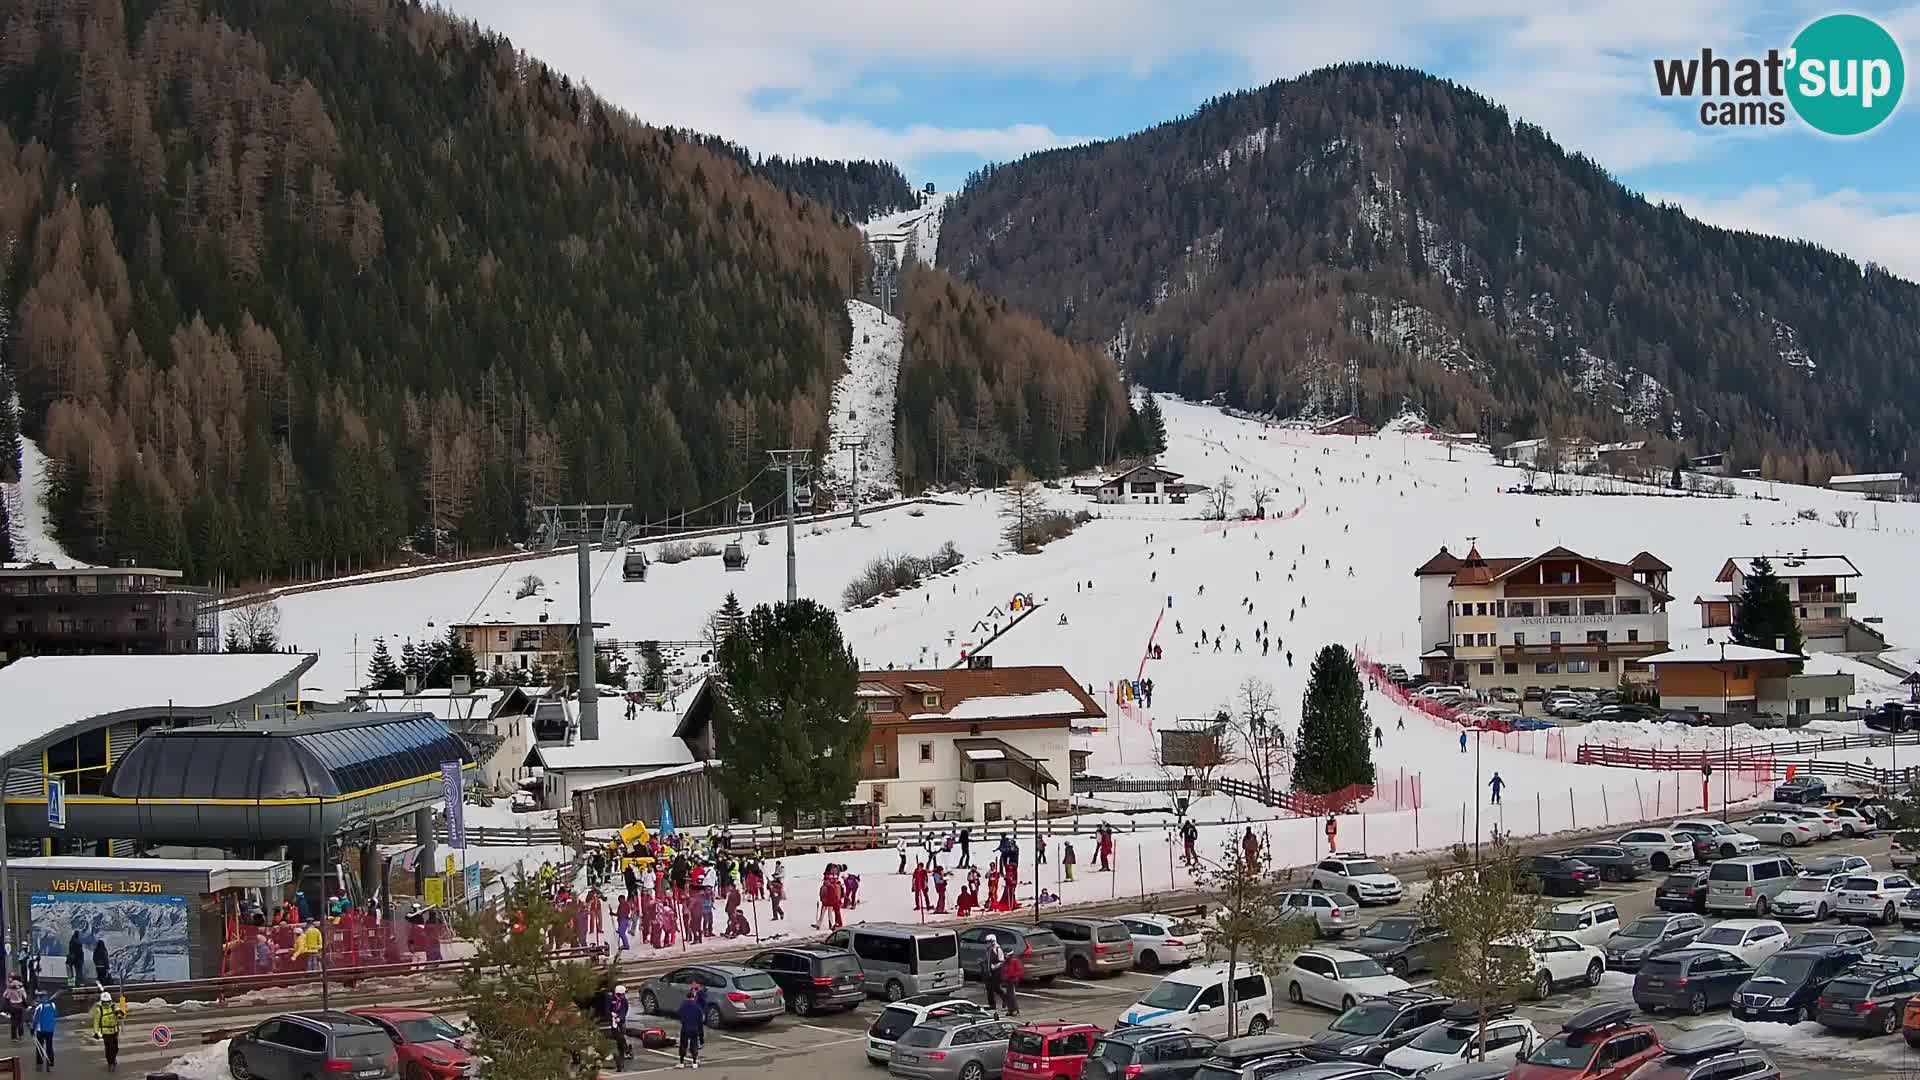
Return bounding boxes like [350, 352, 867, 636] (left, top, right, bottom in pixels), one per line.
[1294, 644, 1375, 793]
[445, 625, 478, 682]
[425, 633, 454, 688]
[637, 641, 666, 693]
[400, 640, 426, 687]
[1138, 394, 1169, 457]
[453, 873, 606, 1080]
[1731, 556, 1804, 660]
[366, 638, 403, 690]
[998, 466, 1047, 552]
[0, 490, 12, 562]
[710, 599, 868, 828]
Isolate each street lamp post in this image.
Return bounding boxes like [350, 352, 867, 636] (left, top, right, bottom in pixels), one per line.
[1719, 639, 1729, 821]
[1472, 725, 1483, 862]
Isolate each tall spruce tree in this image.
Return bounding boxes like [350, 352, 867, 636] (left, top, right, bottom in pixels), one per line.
[1294, 644, 1375, 793]
[400, 640, 427, 688]
[366, 638, 403, 690]
[445, 625, 478, 683]
[0, 490, 12, 562]
[710, 599, 868, 828]
[1731, 556, 1804, 660]
[1138, 394, 1169, 457]
[637, 640, 666, 692]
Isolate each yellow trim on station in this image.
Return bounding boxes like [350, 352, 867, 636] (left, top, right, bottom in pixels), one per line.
[3, 761, 475, 809]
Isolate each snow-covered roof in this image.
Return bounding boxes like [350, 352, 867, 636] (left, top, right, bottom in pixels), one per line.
[533, 709, 696, 770]
[960, 746, 1006, 760]
[349, 686, 521, 722]
[1829, 472, 1905, 485]
[1640, 645, 1804, 665]
[568, 760, 710, 792]
[0, 653, 317, 757]
[941, 689, 1088, 721]
[1594, 440, 1646, 453]
[1719, 555, 1861, 581]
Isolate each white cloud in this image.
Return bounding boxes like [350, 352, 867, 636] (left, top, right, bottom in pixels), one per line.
[1648, 181, 1920, 282]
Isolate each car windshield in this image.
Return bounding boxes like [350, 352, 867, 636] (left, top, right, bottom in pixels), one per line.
[1138, 981, 1203, 1010]
[1333, 957, 1390, 979]
[1536, 912, 1587, 932]
[1697, 927, 1746, 945]
[1751, 954, 1815, 982]
[1640, 957, 1687, 976]
[393, 1016, 463, 1043]
[1163, 920, 1202, 937]
[1409, 1024, 1474, 1053]
[1707, 864, 1751, 882]
[1364, 920, 1416, 942]
[1010, 1031, 1047, 1055]
[1878, 940, 1920, 957]
[733, 973, 777, 991]
[1706, 823, 1736, 836]
[1093, 1039, 1135, 1068]
[898, 1027, 947, 1048]
[1522, 1035, 1599, 1070]
[1346, 861, 1389, 876]
[1328, 1001, 1400, 1035]
[1025, 932, 1064, 950]
[1841, 877, 1881, 891]
[1620, 918, 1669, 939]
[872, 1007, 920, 1040]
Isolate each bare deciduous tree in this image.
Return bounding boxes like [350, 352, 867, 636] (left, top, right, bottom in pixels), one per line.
[514, 574, 544, 600]
[1247, 483, 1273, 518]
[1224, 676, 1292, 797]
[1205, 474, 1237, 520]
[1154, 717, 1239, 798]
[224, 599, 282, 653]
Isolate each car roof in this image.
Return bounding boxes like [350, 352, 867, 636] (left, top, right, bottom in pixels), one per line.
[896, 993, 976, 1008]
[1018, 1021, 1100, 1035]
[347, 1007, 436, 1022]
[1770, 944, 1847, 957]
[681, 962, 758, 975]
[1163, 962, 1259, 984]
[1551, 900, 1615, 913]
[1285, 889, 1354, 902]
[1302, 948, 1370, 963]
[1708, 919, 1776, 930]
[1099, 1026, 1192, 1045]
[767, 945, 845, 958]
[1042, 916, 1118, 927]
[281, 1011, 384, 1031]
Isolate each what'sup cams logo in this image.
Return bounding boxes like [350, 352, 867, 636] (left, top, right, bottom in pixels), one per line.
[1653, 13, 1906, 134]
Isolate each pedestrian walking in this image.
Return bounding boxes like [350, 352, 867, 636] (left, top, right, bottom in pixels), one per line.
[29, 992, 54, 1071]
[675, 982, 705, 1068]
[1489, 773, 1506, 805]
[958, 827, 972, 868]
[982, 935, 1003, 1010]
[2, 977, 22, 1042]
[912, 861, 929, 910]
[1063, 841, 1077, 882]
[1000, 949, 1024, 1017]
[91, 991, 122, 1072]
[608, 984, 632, 1068]
[769, 863, 786, 921]
[1374, 726, 1384, 749]
[1459, 731, 1468, 754]
[897, 838, 910, 874]
[92, 939, 111, 986]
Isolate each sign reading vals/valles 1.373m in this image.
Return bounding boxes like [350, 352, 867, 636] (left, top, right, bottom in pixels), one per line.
[48, 879, 166, 894]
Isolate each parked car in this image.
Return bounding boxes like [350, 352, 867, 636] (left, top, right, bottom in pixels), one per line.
[1273, 889, 1361, 937]
[1342, 915, 1450, 977]
[1768, 872, 1852, 922]
[1622, 1025, 1782, 1080]
[1197, 1063, 1398, 1080]
[1117, 964, 1274, 1039]
[743, 945, 867, 1016]
[1834, 872, 1918, 925]
[957, 925, 1068, 984]
[1084, 1028, 1217, 1080]
[637, 963, 784, 1026]
[1738, 812, 1820, 848]
[1653, 871, 1710, 914]
[1772, 776, 1829, 803]
[227, 1011, 401, 1080]
[1191, 1033, 1319, 1076]
[889, 1014, 1022, 1080]
[867, 995, 990, 1064]
[1903, 992, 1920, 1048]
[1613, 830, 1696, 872]
[1894, 837, 1920, 870]
[1525, 854, 1600, 896]
[1560, 845, 1650, 882]
[1777, 807, 1838, 839]
[1813, 963, 1920, 1035]
[1690, 919, 1790, 967]
[1704, 854, 1798, 916]
[1306, 989, 1454, 1063]
[1420, 1062, 1511, 1080]
[1281, 949, 1412, 1012]
[1800, 852, 1872, 877]
[1307, 853, 1405, 905]
[346, 1008, 472, 1080]
[1826, 804, 1880, 837]
[1786, 925, 1875, 954]
[1535, 901, 1622, 947]
[1582, 705, 1661, 723]
[1492, 932, 1607, 999]
[1041, 918, 1137, 979]
[1006, 1021, 1104, 1079]
[1731, 945, 1859, 1023]
[1547, 699, 1591, 720]
[1631, 948, 1754, 1016]
[1119, 913, 1207, 972]
[1604, 914, 1707, 972]
[1379, 1004, 1537, 1075]
[1508, 1002, 1662, 1080]
[1669, 819, 1761, 860]
[1860, 935, 1920, 972]
[1900, 891, 1920, 929]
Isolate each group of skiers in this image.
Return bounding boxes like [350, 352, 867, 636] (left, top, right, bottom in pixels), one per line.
[2, 976, 122, 1071]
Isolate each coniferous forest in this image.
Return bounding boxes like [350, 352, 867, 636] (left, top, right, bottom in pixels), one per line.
[942, 64, 1920, 479]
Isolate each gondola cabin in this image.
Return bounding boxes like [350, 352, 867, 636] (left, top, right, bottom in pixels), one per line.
[622, 548, 649, 582]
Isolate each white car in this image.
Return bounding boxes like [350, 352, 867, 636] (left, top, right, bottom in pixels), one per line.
[1382, 1013, 1539, 1075]
[1779, 807, 1838, 839]
[1740, 813, 1821, 848]
[1118, 913, 1206, 971]
[1492, 932, 1606, 999]
[1835, 872, 1917, 924]
[1533, 901, 1621, 947]
[1800, 853, 1872, 877]
[863, 996, 988, 1063]
[1861, 935, 1920, 972]
[1827, 805, 1880, 837]
[1414, 685, 1467, 700]
[1670, 818, 1763, 859]
[1769, 873, 1853, 921]
[1691, 919, 1790, 966]
[1613, 829, 1697, 872]
[1280, 949, 1412, 1011]
[1308, 853, 1405, 905]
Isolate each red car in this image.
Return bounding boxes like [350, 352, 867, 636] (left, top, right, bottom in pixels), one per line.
[349, 1007, 474, 1080]
[1508, 1002, 1661, 1080]
[1005, 1021, 1103, 1080]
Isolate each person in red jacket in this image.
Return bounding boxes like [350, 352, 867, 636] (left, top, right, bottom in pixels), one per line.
[999, 949, 1024, 1017]
[911, 861, 930, 911]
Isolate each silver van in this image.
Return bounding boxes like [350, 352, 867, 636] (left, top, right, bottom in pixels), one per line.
[823, 923, 964, 1001]
[1706, 854, 1799, 916]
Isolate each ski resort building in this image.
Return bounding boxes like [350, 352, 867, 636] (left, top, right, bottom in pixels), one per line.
[451, 590, 609, 674]
[1640, 645, 1856, 721]
[0, 562, 213, 661]
[1094, 464, 1187, 505]
[1696, 554, 1884, 653]
[1414, 544, 1672, 692]
[1827, 472, 1907, 497]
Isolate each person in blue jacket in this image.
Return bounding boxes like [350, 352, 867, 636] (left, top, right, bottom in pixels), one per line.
[29, 991, 56, 1071]
[675, 981, 705, 1069]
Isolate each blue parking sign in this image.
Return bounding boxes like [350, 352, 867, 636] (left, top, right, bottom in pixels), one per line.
[46, 777, 65, 830]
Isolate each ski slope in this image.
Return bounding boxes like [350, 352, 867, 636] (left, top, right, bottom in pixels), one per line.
[862, 192, 947, 266]
[1, 432, 78, 566]
[822, 299, 902, 503]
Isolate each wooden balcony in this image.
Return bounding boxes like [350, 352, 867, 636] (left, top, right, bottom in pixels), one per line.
[1499, 640, 1667, 659]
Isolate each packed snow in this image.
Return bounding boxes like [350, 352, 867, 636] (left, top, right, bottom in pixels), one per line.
[823, 299, 902, 503]
[862, 192, 947, 267]
[1, 432, 77, 565]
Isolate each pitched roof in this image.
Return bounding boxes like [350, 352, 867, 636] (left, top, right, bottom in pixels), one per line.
[858, 666, 1105, 724]
[1640, 644, 1804, 665]
[1413, 547, 1461, 576]
[1103, 463, 1184, 484]
[1452, 545, 1495, 586]
[1716, 555, 1862, 582]
[1418, 545, 1672, 601]
[1628, 552, 1672, 572]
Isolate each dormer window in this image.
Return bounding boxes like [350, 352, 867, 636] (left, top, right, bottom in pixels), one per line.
[924, 693, 941, 708]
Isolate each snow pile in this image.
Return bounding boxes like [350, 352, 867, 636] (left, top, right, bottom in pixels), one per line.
[165, 1038, 231, 1080]
[943, 689, 1086, 721]
[824, 299, 902, 502]
[1380, 410, 1430, 434]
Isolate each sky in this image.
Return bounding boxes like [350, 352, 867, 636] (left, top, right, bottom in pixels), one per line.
[440, 1, 1920, 279]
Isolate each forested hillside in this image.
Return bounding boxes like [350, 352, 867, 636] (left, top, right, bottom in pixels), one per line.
[687, 137, 919, 222]
[0, 0, 867, 581]
[943, 64, 1920, 479]
[894, 264, 1143, 491]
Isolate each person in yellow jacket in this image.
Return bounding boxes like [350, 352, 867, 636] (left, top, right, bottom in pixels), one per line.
[292, 922, 324, 972]
[90, 991, 123, 1072]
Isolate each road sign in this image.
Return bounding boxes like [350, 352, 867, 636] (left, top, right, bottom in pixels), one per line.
[464, 862, 481, 898]
[45, 778, 64, 831]
[150, 1025, 173, 1048]
[424, 876, 445, 907]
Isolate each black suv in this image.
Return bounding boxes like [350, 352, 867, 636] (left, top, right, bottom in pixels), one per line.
[1814, 963, 1920, 1035]
[227, 1011, 399, 1080]
[1306, 990, 1453, 1064]
[1732, 945, 1859, 1023]
[1654, 870, 1709, 913]
[1525, 854, 1600, 896]
[1343, 916, 1450, 978]
[1086, 1028, 1218, 1080]
[744, 945, 866, 1016]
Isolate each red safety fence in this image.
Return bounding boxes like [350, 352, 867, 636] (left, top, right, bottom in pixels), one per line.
[1271, 782, 1375, 816]
[1575, 744, 1778, 777]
